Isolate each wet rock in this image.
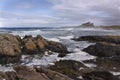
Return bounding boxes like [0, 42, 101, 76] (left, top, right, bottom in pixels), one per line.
[73, 36, 120, 44]
[0, 72, 9, 80]
[0, 65, 73, 80]
[83, 42, 120, 57]
[83, 56, 120, 72]
[49, 60, 87, 78]
[22, 35, 68, 57]
[5, 71, 19, 80]
[82, 71, 120, 80]
[36, 67, 73, 80]
[45, 41, 68, 57]
[0, 34, 21, 64]
[14, 65, 50, 80]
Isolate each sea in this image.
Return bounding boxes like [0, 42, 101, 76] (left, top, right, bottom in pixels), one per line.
[0, 26, 120, 75]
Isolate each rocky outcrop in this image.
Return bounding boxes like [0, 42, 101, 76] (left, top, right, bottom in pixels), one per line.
[82, 71, 120, 80]
[0, 65, 73, 80]
[80, 22, 94, 27]
[22, 35, 68, 57]
[73, 36, 120, 44]
[83, 56, 120, 72]
[73, 35, 120, 57]
[0, 33, 68, 64]
[0, 34, 21, 64]
[83, 42, 120, 57]
[49, 60, 87, 79]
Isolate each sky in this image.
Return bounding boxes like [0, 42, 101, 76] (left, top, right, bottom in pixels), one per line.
[0, 0, 120, 27]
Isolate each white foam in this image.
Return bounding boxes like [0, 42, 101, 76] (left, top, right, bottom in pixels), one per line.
[21, 53, 60, 67]
[62, 50, 96, 62]
[47, 38, 61, 42]
[84, 63, 97, 67]
[11, 30, 42, 37]
[111, 71, 120, 76]
[0, 65, 14, 72]
[21, 49, 96, 68]
[59, 35, 74, 39]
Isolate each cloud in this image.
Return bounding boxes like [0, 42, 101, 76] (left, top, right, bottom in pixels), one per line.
[15, 2, 34, 9]
[50, 0, 120, 26]
[0, 0, 120, 27]
[0, 11, 59, 27]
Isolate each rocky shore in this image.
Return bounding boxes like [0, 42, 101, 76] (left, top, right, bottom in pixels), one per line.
[72, 35, 120, 79]
[0, 34, 68, 64]
[0, 33, 120, 80]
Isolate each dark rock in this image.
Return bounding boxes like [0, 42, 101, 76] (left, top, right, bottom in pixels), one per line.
[82, 71, 120, 80]
[36, 67, 73, 80]
[83, 56, 120, 72]
[45, 41, 68, 57]
[22, 35, 68, 57]
[83, 42, 120, 57]
[49, 60, 87, 78]
[0, 34, 21, 64]
[73, 36, 120, 44]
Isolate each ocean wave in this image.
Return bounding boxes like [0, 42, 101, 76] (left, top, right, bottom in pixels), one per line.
[11, 30, 42, 37]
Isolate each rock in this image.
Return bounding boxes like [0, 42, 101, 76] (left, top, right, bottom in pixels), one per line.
[0, 72, 9, 80]
[83, 42, 120, 57]
[22, 35, 68, 57]
[36, 67, 73, 80]
[22, 35, 39, 54]
[80, 22, 94, 27]
[73, 36, 120, 44]
[45, 41, 68, 57]
[5, 71, 19, 80]
[83, 56, 120, 72]
[14, 65, 50, 80]
[0, 65, 73, 80]
[0, 34, 21, 64]
[49, 60, 87, 79]
[82, 71, 120, 80]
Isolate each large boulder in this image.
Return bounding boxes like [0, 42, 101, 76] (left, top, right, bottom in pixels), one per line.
[22, 35, 68, 57]
[0, 34, 21, 64]
[49, 60, 87, 79]
[83, 42, 120, 57]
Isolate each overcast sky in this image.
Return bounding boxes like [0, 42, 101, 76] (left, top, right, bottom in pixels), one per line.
[0, 0, 120, 27]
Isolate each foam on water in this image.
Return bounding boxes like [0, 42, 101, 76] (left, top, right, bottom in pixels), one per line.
[46, 38, 61, 42]
[62, 50, 96, 62]
[59, 35, 74, 39]
[21, 49, 96, 68]
[21, 53, 60, 67]
[0, 65, 14, 72]
[111, 71, 120, 76]
[11, 30, 42, 37]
